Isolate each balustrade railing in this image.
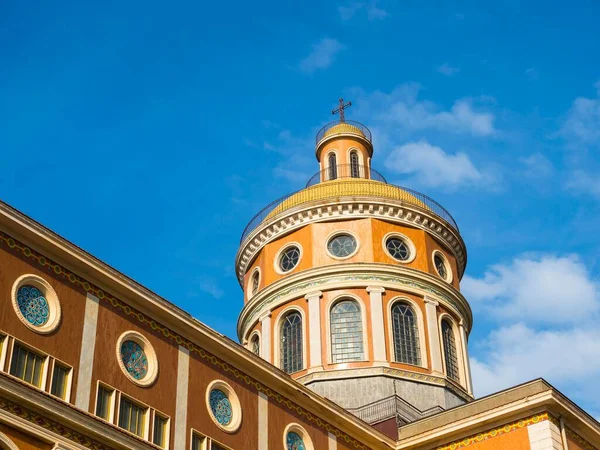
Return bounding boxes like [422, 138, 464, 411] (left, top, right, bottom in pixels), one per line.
[316, 120, 372, 145]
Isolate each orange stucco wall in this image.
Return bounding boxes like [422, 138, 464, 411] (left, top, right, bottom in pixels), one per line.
[461, 426, 531, 449]
[318, 136, 371, 171]
[243, 218, 460, 302]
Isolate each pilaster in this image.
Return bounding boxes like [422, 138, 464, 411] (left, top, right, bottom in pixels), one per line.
[260, 312, 272, 364]
[527, 419, 564, 450]
[305, 290, 323, 370]
[174, 346, 190, 450]
[366, 286, 387, 363]
[75, 292, 99, 411]
[459, 320, 473, 395]
[424, 297, 443, 375]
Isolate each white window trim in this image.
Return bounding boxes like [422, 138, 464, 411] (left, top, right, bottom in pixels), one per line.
[6, 336, 51, 391]
[324, 149, 340, 181]
[431, 250, 453, 283]
[283, 423, 314, 450]
[347, 147, 366, 176]
[247, 330, 262, 357]
[190, 429, 233, 450]
[325, 293, 370, 365]
[48, 356, 74, 402]
[386, 297, 428, 369]
[117, 391, 152, 440]
[273, 242, 304, 275]
[438, 313, 466, 388]
[115, 330, 159, 387]
[325, 229, 360, 261]
[382, 232, 417, 264]
[11, 274, 62, 334]
[151, 408, 171, 449]
[273, 305, 308, 373]
[94, 381, 117, 423]
[205, 379, 243, 433]
[247, 267, 262, 300]
[0, 333, 8, 373]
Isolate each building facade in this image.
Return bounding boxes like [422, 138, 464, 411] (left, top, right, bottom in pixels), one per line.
[0, 107, 598, 450]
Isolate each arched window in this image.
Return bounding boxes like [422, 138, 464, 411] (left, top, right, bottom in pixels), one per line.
[391, 302, 421, 365]
[350, 151, 360, 178]
[251, 334, 260, 356]
[330, 300, 364, 363]
[280, 312, 303, 373]
[250, 270, 259, 296]
[328, 153, 337, 180]
[441, 319, 460, 381]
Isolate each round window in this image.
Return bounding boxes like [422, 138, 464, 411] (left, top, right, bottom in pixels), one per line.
[116, 331, 158, 387]
[434, 253, 449, 280]
[16, 285, 50, 326]
[286, 432, 306, 450]
[279, 246, 300, 272]
[327, 234, 357, 258]
[11, 275, 61, 334]
[209, 389, 233, 426]
[385, 237, 411, 261]
[120, 340, 149, 380]
[205, 380, 242, 432]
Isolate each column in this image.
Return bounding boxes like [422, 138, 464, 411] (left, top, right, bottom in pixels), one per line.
[75, 292, 99, 411]
[258, 391, 268, 450]
[260, 312, 272, 364]
[459, 320, 474, 395]
[424, 297, 443, 375]
[366, 286, 387, 363]
[305, 290, 323, 370]
[174, 346, 190, 450]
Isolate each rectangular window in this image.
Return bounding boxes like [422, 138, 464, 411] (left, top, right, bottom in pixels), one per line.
[211, 443, 227, 450]
[0, 335, 5, 371]
[152, 414, 168, 448]
[118, 396, 147, 437]
[50, 363, 70, 399]
[9, 343, 44, 388]
[191, 434, 206, 450]
[95, 385, 114, 420]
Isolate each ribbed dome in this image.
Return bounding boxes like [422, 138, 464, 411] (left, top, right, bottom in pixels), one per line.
[322, 122, 366, 139]
[265, 178, 429, 220]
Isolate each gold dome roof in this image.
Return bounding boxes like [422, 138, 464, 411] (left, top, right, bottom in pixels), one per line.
[322, 122, 366, 139]
[266, 178, 429, 220]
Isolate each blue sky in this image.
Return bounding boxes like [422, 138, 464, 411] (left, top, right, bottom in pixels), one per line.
[2, 0, 600, 416]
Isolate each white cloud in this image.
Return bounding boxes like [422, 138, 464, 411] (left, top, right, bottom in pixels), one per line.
[198, 280, 224, 299]
[565, 169, 600, 197]
[463, 254, 599, 324]
[520, 152, 554, 178]
[467, 253, 600, 405]
[355, 84, 496, 137]
[338, 1, 388, 21]
[384, 140, 495, 189]
[471, 324, 600, 397]
[560, 80, 600, 146]
[299, 38, 345, 74]
[437, 63, 460, 76]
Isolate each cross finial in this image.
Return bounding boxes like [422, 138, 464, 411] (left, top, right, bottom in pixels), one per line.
[332, 98, 352, 122]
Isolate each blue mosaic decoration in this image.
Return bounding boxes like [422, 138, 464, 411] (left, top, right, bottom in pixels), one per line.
[209, 389, 233, 426]
[286, 432, 305, 450]
[16, 285, 50, 326]
[120, 340, 148, 380]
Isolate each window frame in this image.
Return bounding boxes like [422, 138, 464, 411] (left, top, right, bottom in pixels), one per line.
[151, 410, 170, 449]
[283, 423, 314, 450]
[11, 274, 62, 334]
[117, 392, 150, 439]
[325, 230, 360, 260]
[116, 330, 159, 387]
[387, 298, 427, 368]
[49, 358, 73, 401]
[325, 294, 369, 365]
[190, 430, 232, 450]
[382, 232, 417, 264]
[275, 307, 306, 374]
[248, 330, 261, 357]
[7, 339, 49, 390]
[438, 315, 463, 385]
[432, 250, 453, 283]
[95, 382, 116, 423]
[328, 298, 365, 364]
[273, 243, 303, 275]
[326, 151, 338, 180]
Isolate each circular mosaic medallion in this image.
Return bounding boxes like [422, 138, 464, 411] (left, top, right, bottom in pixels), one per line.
[120, 340, 149, 380]
[16, 285, 50, 326]
[209, 389, 233, 426]
[286, 432, 306, 450]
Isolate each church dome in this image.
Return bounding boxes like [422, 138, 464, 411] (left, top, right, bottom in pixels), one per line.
[322, 122, 366, 139]
[265, 178, 430, 220]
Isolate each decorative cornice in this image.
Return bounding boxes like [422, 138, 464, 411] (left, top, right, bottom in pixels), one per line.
[436, 412, 552, 450]
[566, 426, 597, 450]
[238, 264, 472, 339]
[235, 197, 467, 284]
[0, 230, 381, 450]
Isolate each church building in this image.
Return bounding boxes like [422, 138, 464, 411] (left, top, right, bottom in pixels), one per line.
[0, 100, 598, 450]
